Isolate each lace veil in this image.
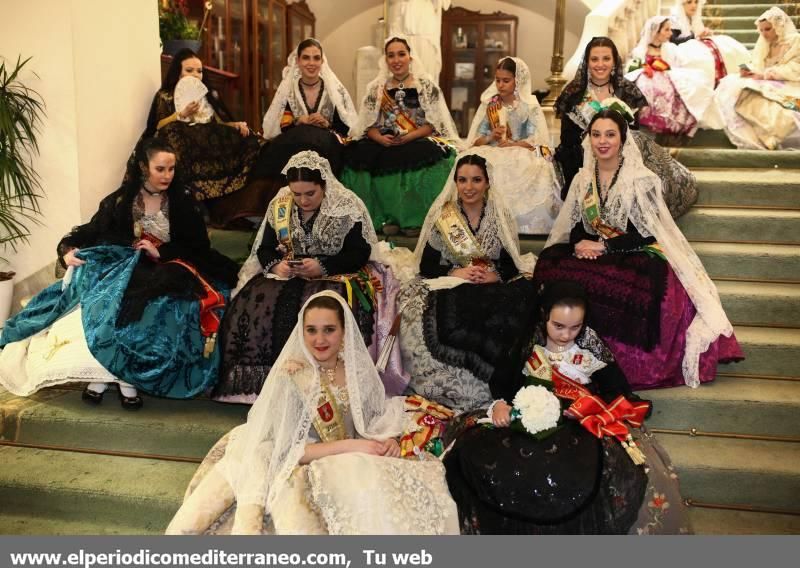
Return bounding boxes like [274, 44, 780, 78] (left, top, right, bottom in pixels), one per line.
[547, 126, 733, 387]
[219, 290, 409, 516]
[670, 0, 706, 37]
[414, 146, 536, 277]
[348, 35, 463, 147]
[752, 7, 799, 72]
[465, 56, 550, 147]
[234, 151, 378, 294]
[261, 43, 358, 140]
[631, 16, 674, 61]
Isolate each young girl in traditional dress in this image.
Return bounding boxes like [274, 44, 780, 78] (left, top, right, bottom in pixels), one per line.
[258, 39, 357, 176]
[536, 110, 743, 389]
[342, 36, 462, 235]
[555, 37, 697, 218]
[0, 140, 238, 409]
[212, 151, 407, 403]
[444, 281, 691, 534]
[713, 7, 800, 150]
[135, 49, 265, 226]
[670, 0, 750, 88]
[167, 291, 459, 535]
[626, 16, 718, 136]
[466, 57, 561, 234]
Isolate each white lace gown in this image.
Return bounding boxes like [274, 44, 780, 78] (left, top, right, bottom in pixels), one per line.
[626, 41, 719, 131]
[167, 422, 460, 535]
[470, 101, 562, 235]
[713, 35, 800, 150]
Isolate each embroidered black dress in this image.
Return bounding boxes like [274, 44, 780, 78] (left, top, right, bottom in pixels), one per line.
[212, 212, 375, 404]
[443, 328, 691, 535]
[257, 80, 351, 177]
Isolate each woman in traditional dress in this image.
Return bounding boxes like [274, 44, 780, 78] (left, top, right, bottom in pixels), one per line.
[0, 139, 239, 409]
[212, 151, 406, 403]
[713, 7, 800, 150]
[670, 0, 750, 87]
[443, 281, 691, 534]
[258, 39, 358, 177]
[136, 49, 265, 226]
[535, 110, 743, 390]
[626, 16, 719, 136]
[342, 36, 462, 235]
[167, 291, 459, 535]
[466, 57, 562, 235]
[555, 37, 697, 218]
[398, 152, 538, 413]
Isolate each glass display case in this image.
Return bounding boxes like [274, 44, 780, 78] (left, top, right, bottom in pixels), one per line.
[195, 0, 298, 128]
[287, 0, 316, 53]
[441, 7, 517, 137]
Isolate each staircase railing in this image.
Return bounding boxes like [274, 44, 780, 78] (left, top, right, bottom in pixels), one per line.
[564, 0, 660, 81]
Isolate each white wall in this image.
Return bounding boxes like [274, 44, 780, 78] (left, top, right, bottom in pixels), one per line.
[307, 0, 385, 98]
[307, 0, 589, 96]
[0, 0, 160, 282]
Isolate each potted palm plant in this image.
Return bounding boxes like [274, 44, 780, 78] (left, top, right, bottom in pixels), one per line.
[159, 0, 213, 56]
[0, 55, 45, 325]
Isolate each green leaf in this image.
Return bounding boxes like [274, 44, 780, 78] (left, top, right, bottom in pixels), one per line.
[0, 55, 46, 261]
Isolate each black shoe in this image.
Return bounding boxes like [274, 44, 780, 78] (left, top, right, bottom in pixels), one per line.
[118, 390, 144, 411]
[81, 385, 104, 405]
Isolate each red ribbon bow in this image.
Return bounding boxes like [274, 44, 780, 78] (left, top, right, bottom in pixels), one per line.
[565, 395, 650, 442]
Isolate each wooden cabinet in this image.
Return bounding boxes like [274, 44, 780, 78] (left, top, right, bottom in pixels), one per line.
[253, 0, 287, 128]
[203, 0, 251, 123]
[192, 0, 312, 129]
[287, 0, 316, 54]
[441, 7, 518, 137]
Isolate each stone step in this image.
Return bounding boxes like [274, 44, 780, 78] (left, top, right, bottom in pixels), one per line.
[676, 207, 800, 244]
[717, 15, 800, 28]
[377, 237, 800, 283]
[0, 446, 193, 534]
[717, 280, 800, 327]
[643, 376, 800, 437]
[732, 325, 800, 378]
[724, 28, 760, 42]
[708, 4, 798, 17]
[655, 433, 800, 510]
[693, 168, 800, 209]
[706, 0, 785, 4]
[0, 513, 154, 536]
[208, 227, 252, 264]
[661, 128, 736, 148]
[672, 147, 799, 167]
[693, 242, 800, 282]
[688, 507, 800, 535]
[0, 386, 247, 458]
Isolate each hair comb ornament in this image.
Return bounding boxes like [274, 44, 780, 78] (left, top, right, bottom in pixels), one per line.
[587, 97, 636, 124]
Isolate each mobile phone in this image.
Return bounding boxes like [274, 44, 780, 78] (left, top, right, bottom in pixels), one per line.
[287, 259, 304, 267]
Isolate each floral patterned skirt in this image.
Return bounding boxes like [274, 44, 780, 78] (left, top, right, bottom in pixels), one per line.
[636, 71, 698, 136]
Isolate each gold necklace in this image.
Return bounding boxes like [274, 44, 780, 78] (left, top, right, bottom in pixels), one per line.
[546, 342, 574, 363]
[320, 358, 339, 384]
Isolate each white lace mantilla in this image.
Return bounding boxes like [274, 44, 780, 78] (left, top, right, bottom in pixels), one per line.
[349, 35, 462, 148]
[235, 151, 378, 293]
[548, 134, 734, 387]
[262, 47, 358, 140]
